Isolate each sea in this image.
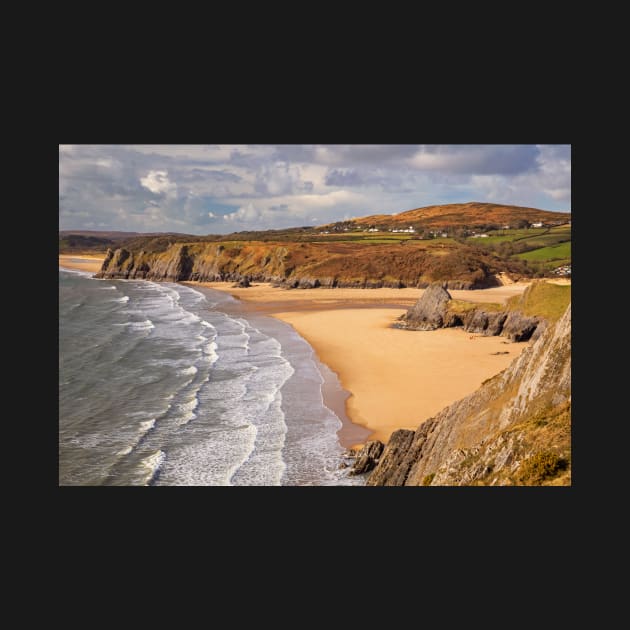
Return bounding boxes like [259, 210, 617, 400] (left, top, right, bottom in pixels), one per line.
[59, 266, 369, 486]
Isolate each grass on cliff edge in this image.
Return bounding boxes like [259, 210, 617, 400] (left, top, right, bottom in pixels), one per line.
[448, 299, 504, 314]
[506, 280, 571, 322]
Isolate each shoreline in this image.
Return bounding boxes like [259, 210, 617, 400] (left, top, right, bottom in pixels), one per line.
[58, 262, 539, 448]
[193, 281, 533, 445]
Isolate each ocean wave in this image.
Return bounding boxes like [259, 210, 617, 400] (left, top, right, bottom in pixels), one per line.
[203, 341, 219, 363]
[157, 424, 258, 486]
[114, 319, 155, 331]
[59, 267, 94, 277]
[112, 296, 130, 303]
[173, 397, 200, 426]
[99, 286, 117, 290]
[140, 419, 157, 432]
[140, 450, 166, 485]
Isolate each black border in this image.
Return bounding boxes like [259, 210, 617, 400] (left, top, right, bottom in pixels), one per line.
[54, 98, 578, 555]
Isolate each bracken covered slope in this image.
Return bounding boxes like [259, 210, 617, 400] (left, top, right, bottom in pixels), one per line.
[95, 240, 525, 289]
[367, 303, 571, 486]
[345, 202, 569, 230]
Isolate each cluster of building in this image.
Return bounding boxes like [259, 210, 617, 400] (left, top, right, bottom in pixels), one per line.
[552, 265, 571, 276]
[390, 226, 416, 233]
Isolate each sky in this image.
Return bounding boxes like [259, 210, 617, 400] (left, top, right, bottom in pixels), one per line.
[59, 145, 571, 234]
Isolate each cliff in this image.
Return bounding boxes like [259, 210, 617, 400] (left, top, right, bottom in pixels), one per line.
[95, 240, 513, 289]
[366, 303, 571, 486]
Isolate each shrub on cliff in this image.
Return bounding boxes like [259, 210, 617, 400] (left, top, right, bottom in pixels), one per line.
[517, 451, 567, 485]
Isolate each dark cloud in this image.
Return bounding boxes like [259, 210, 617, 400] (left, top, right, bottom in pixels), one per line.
[177, 169, 242, 183]
[411, 145, 540, 175]
[332, 144, 419, 163]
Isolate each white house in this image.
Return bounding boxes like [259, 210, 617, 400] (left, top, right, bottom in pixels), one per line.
[531, 221, 543, 228]
[391, 226, 416, 233]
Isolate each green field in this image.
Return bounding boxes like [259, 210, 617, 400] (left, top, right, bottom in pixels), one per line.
[507, 281, 571, 322]
[465, 225, 570, 246]
[515, 241, 571, 262]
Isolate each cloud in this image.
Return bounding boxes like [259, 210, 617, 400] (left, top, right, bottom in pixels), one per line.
[140, 170, 177, 196]
[409, 145, 539, 175]
[255, 161, 313, 196]
[223, 202, 265, 224]
[59, 144, 570, 235]
[325, 168, 364, 186]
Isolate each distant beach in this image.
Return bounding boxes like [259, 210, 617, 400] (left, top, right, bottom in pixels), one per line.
[58, 255, 104, 273]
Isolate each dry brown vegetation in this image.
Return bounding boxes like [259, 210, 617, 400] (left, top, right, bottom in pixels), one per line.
[346, 202, 569, 231]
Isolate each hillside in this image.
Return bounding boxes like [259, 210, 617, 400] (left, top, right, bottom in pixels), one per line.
[363, 302, 571, 486]
[64, 201, 570, 283]
[95, 239, 532, 289]
[332, 202, 569, 232]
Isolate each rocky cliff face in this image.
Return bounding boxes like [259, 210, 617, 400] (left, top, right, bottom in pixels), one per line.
[367, 303, 571, 486]
[400, 283, 452, 330]
[95, 241, 507, 289]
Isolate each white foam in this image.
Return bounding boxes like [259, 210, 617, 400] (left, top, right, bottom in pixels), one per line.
[140, 419, 156, 432]
[203, 341, 219, 363]
[140, 450, 166, 485]
[99, 286, 117, 290]
[59, 266, 94, 277]
[114, 319, 155, 330]
[112, 296, 130, 303]
[177, 366, 198, 377]
[117, 446, 133, 455]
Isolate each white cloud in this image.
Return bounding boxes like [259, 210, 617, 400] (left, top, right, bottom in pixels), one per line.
[223, 202, 266, 224]
[140, 170, 177, 197]
[255, 161, 312, 196]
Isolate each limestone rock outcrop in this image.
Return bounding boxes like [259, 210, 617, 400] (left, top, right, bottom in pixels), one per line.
[401, 283, 452, 330]
[349, 440, 384, 475]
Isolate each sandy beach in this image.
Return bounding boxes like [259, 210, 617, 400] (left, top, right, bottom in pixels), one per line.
[199, 281, 532, 312]
[197, 281, 531, 446]
[59, 255, 104, 273]
[57, 256, 537, 446]
[57, 261, 534, 446]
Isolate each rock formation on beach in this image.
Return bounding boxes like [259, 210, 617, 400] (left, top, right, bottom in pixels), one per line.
[400, 283, 452, 330]
[366, 303, 571, 486]
[399, 282, 544, 342]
